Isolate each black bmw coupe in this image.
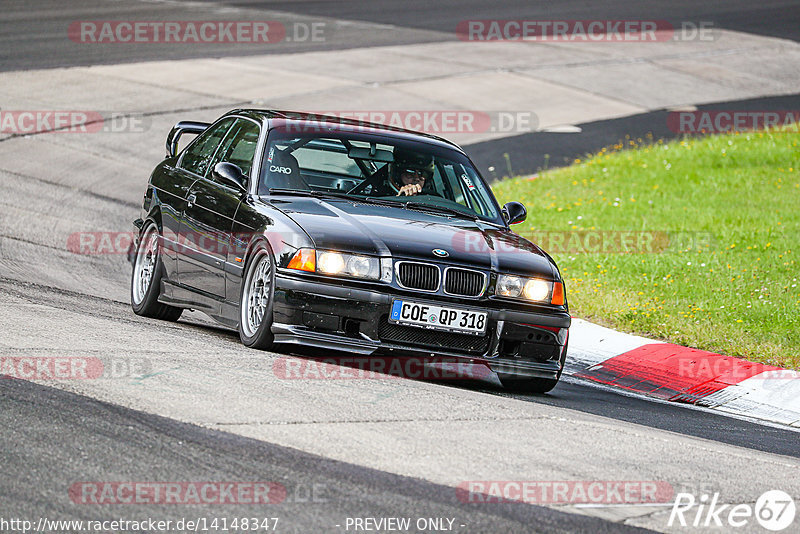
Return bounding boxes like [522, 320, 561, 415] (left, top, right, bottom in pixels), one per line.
[131, 110, 570, 392]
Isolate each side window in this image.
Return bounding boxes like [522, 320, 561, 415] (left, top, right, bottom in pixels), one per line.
[446, 164, 494, 217]
[180, 118, 235, 177]
[443, 165, 469, 207]
[209, 119, 260, 179]
[428, 165, 447, 197]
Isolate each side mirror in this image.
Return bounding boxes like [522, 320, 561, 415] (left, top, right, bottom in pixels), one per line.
[503, 201, 527, 225]
[213, 162, 248, 192]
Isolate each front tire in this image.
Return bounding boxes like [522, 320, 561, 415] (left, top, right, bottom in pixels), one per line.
[239, 244, 275, 350]
[130, 222, 183, 321]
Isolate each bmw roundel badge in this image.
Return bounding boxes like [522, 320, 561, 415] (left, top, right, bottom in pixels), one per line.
[432, 248, 449, 258]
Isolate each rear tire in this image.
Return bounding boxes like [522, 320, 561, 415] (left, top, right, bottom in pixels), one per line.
[130, 222, 183, 321]
[238, 244, 275, 350]
[500, 340, 568, 394]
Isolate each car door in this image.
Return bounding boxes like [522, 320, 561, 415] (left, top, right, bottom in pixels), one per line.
[157, 118, 234, 280]
[178, 117, 260, 299]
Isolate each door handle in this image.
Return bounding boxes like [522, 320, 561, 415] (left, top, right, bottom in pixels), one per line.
[187, 194, 196, 208]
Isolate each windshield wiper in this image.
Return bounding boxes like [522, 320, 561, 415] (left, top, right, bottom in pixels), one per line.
[268, 189, 477, 219]
[404, 201, 479, 221]
[358, 197, 405, 207]
[268, 188, 406, 207]
[268, 188, 358, 201]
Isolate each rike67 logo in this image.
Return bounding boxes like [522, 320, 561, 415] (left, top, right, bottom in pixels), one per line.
[669, 490, 796, 531]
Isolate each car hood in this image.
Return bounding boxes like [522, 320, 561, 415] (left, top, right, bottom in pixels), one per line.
[269, 197, 556, 279]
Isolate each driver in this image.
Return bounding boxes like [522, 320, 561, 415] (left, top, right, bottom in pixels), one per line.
[375, 148, 435, 196]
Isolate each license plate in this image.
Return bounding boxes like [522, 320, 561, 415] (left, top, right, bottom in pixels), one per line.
[389, 299, 487, 335]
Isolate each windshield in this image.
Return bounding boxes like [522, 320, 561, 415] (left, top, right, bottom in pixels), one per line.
[259, 127, 502, 223]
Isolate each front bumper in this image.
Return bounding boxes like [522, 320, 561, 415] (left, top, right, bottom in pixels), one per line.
[271, 273, 570, 380]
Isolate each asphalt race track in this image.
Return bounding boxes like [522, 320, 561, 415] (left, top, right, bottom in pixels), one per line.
[2, 378, 645, 534]
[1, 1, 799, 533]
[4, 0, 800, 70]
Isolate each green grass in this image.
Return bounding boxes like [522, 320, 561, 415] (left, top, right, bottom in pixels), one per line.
[492, 129, 800, 369]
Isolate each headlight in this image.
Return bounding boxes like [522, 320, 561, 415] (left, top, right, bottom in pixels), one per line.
[496, 274, 564, 305]
[496, 275, 523, 297]
[347, 255, 371, 277]
[317, 250, 380, 280]
[287, 249, 387, 280]
[523, 279, 550, 301]
[318, 251, 345, 274]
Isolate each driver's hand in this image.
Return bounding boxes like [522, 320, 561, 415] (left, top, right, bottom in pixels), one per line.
[397, 184, 422, 196]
